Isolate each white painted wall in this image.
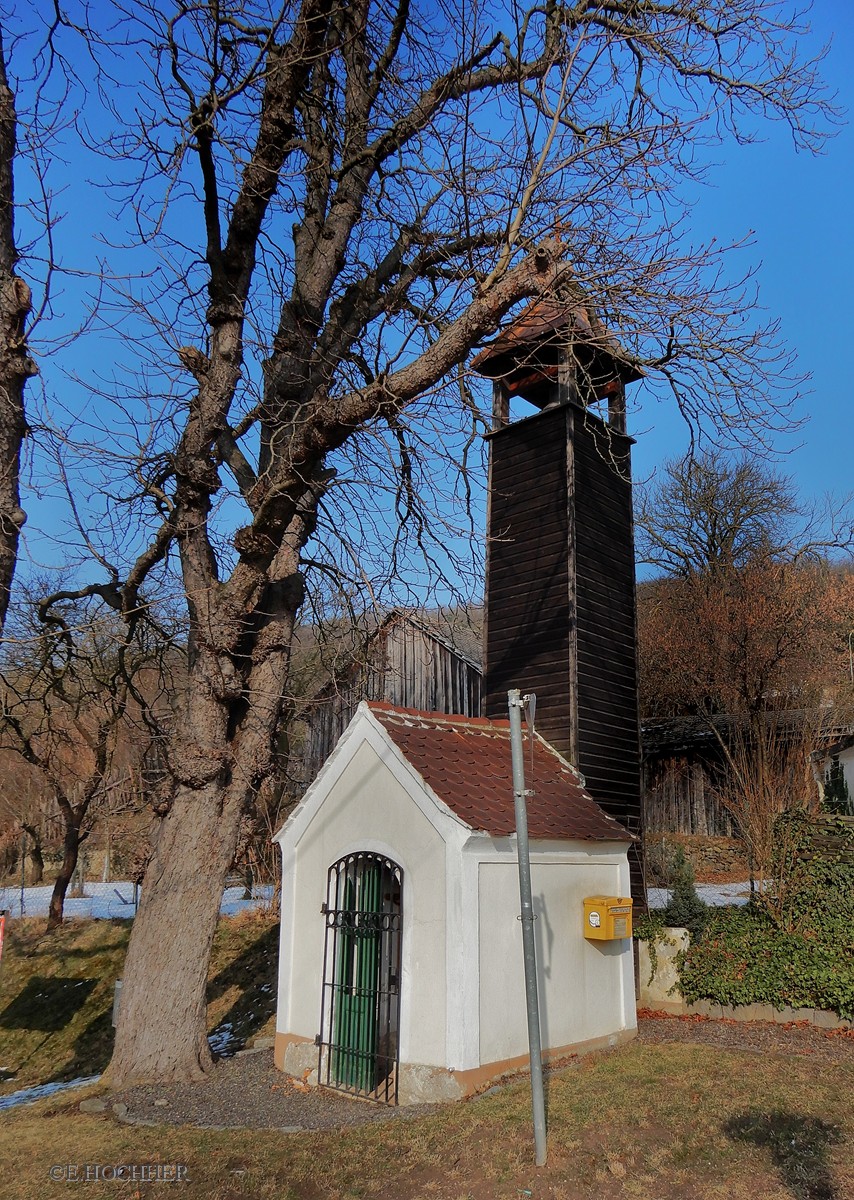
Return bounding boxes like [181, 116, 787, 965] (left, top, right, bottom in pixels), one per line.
[277, 735, 450, 1067]
[276, 705, 636, 1083]
[477, 846, 635, 1065]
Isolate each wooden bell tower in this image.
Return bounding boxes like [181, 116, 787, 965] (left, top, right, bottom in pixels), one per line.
[473, 300, 645, 899]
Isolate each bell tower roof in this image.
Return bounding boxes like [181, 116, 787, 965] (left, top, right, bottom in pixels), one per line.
[471, 298, 642, 409]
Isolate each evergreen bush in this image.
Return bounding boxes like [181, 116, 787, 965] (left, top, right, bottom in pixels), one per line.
[661, 845, 707, 938]
[823, 756, 853, 817]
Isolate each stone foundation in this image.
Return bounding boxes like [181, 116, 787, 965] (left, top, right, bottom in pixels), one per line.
[274, 1026, 638, 1105]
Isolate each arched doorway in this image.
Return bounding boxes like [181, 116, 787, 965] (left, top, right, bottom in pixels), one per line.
[318, 852, 403, 1103]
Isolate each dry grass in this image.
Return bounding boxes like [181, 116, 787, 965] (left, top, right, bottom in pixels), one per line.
[1, 918, 850, 1198]
[0, 918, 130, 1092]
[1, 1040, 851, 1200]
[0, 914, 278, 1094]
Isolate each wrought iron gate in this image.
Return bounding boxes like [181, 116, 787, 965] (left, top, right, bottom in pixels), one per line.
[318, 852, 403, 1104]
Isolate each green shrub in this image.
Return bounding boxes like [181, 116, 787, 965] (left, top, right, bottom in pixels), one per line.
[662, 846, 707, 938]
[768, 810, 854, 938]
[677, 814, 854, 1019]
[678, 904, 854, 1019]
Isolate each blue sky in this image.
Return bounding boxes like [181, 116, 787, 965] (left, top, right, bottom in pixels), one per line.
[631, 2, 854, 505]
[10, 1, 854, 602]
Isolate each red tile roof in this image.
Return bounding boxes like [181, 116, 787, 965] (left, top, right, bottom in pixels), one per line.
[470, 298, 643, 383]
[366, 702, 631, 842]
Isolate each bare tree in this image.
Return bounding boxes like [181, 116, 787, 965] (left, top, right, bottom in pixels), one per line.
[0, 592, 169, 927]
[712, 711, 830, 911]
[0, 31, 36, 637]
[2, 1, 838, 1083]
[639, 560, 839, 721]
[637, 452, 854, 580]
[637, 454, 854, 718]
[0, 766, 54, 883]
[636, 452, 801, 579]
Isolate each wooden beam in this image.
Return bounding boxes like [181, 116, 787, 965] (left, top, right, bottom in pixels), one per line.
[608, 380, 627, 435]
[492, 380, 509, 430]
[557, 342, 578, 408]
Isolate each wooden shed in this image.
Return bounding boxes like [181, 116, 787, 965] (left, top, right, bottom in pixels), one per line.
[641, 716, 735, 837]
[274, 702, 636, 1104]
[293, 609, 482, 790]
[641, 712, 854, 835]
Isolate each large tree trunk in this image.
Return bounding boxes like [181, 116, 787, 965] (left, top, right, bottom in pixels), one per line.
[0, 36, 35, 636]
[107, 553, 304, 1086]
[107, 780, 246, 1083]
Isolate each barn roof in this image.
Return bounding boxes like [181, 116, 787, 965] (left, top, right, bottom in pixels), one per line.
[366, 702, 632, 842]
[642, 711, 854, 759]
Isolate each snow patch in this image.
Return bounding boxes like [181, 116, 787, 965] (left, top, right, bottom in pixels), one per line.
[648, 880, 759, 909]
[0, 882, 276, 921]
[0, 1076, 100, 1111]
[208, 1023, 238, 1057]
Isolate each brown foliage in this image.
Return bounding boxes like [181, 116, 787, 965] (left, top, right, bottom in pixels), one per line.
[638, 561, 849, 720]
[712, 714, 824, 899]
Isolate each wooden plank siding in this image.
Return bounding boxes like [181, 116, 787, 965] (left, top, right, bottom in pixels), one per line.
[642, 755, 734, 837]
[483, 406, 573, 757]
[296, 613, 483, 788]
[573, 412, 643, 897]
[483, 401, 644, 900]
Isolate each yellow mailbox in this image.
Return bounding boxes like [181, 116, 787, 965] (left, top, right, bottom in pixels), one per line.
[583, 896, 633, 941]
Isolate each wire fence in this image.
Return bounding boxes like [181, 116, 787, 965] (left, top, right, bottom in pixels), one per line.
[0, 877, 278, 922]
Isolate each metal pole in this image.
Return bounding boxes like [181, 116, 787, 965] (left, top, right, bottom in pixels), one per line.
[508, 688, 547, 1167]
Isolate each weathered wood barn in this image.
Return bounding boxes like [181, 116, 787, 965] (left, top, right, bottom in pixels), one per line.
[642, 716, 735, 837]
[642, 712, 854, 836]
[292, 609, 483, 789]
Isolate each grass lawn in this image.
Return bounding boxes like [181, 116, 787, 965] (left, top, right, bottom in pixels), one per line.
[0, 916, 850, 1199]
[1, 1040, 851, 1200]
[0, 913, 278, 1095]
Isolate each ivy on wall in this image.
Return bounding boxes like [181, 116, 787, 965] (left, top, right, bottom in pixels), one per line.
[637, 813, 854, 1019]
[677, 905, 854, 1019]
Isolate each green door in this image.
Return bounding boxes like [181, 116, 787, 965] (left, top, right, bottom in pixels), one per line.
[332, 864, 381, 1091]
[322, 853, 403, 1101]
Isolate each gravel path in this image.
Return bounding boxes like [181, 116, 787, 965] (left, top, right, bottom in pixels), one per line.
[97, 1017, 853, 1132]
[105, 1049, 438, 1131]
